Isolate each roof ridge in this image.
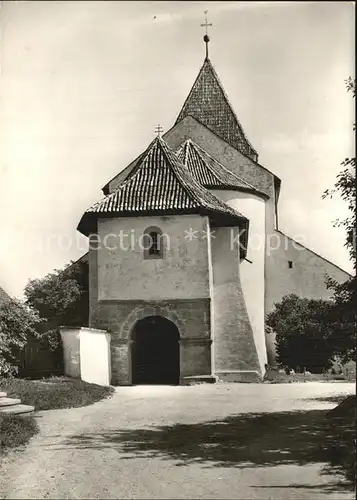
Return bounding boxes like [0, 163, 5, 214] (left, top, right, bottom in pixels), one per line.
[170, 115, 279, 181]
[175, 57, 257, 159]
[185, 140, 222, 186]
[189, 139, 257, 191]
[186, 140, 231, 186]
[175, 58, 207, 125]
[184, 139, 190, 167]
[78, 136, 249, 238]
[157, 138, 203, 208]
[0, 284, 12, 303]
[176, 139, 267, 199]
[203, 59, 257, 154]
[158, 138, 248, 220]
[275, 229, 353, 277]
[88, 137, 203, 215]
[92, 138, 160, 210]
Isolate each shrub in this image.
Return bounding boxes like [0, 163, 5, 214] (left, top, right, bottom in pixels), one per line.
[266, 294, 336, 372]
[0, 299, 39, 376]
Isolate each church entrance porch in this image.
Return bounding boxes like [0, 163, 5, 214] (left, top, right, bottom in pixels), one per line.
[131, 316, 180, 385]
[95, 299, 212, 385]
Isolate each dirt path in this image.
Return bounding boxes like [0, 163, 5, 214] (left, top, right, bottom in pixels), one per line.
[0, 382, 355, 499]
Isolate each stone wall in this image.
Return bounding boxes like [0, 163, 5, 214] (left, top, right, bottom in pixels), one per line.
[91, 298, 211, 385]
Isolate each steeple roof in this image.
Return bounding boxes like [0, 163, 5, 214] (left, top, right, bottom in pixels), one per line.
[77, 136, 249, 240]
[176, 139, 266, 197]
[0, 284, 11, 304]
[175, 58, 258, 161]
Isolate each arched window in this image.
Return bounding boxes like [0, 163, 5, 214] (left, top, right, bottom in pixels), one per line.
[143, 226, 164, 259]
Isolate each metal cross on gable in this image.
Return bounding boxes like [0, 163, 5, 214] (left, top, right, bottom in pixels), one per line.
[200, 10, 213, 59]
[155, 124, 163, 138]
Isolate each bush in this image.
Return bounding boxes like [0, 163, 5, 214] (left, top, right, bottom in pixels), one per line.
[0, 299, 39, 376]
[266, 294, 336, 372]
[24, 259, 89, 337]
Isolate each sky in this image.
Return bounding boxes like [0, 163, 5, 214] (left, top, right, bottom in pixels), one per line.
[0, 0, 355, 298]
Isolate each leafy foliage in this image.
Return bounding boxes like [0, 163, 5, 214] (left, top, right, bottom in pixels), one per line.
[323, 78, 355, 264]
[24, 259, 89, 348]
[323, 159, 356, 265]
[266, 294, 336, 372]
[321, 77, 356, 363]
[324, 275, 356, 362]
[345, 76, 356, 98]
[0, 298, 39, 376]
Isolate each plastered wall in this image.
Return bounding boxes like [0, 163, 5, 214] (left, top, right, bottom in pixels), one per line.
[212, 190, 267, 373]
[60, 327, 81, 378]
[210, 226, 261, 382]
[80, 328, 111, 386]
[265, 230, 351, 362]
[95, 214, 211, 302]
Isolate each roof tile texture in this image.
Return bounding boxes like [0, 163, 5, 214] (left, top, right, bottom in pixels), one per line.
[78, 137, 248, 236]
[176, 139, 261, 193]
[175, 58, 257, 161]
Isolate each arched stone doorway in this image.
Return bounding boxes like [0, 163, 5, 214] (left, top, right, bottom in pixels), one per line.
[131, 316, 180, 385]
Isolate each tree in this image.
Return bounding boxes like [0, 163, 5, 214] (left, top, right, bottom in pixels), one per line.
[268, 79, 356, 370]
[322, 77, 356, 362]
[24, 259, 89, 348]
[0, 298, 39, 376]
[266, 294, 336, 372]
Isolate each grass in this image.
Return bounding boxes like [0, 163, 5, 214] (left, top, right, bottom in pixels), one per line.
[0, 376, 114, 457]
[0, 414, 39, 456]
[263, 370, 353, 384]
[0, 376, 115, 411]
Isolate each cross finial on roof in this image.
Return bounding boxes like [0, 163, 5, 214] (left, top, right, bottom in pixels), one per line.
[155, 124, 163, 138]
[200, 10, 212, 59]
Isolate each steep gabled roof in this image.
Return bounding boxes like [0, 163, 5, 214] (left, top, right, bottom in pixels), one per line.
[0, 285, 11, 304]
[78, 137, 249, 241]
[176, 139, 267, 198]
[175, 57, 258, 161]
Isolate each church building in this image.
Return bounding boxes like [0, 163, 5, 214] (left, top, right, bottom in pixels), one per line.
[77, 32, 350, 385]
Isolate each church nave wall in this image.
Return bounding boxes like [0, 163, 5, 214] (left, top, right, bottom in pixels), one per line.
[265, 230, 352, 364]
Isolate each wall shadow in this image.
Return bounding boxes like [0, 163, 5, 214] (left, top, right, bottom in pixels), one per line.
[58, 409, 355, 492]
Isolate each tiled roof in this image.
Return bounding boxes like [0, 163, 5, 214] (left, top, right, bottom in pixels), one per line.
[175, 58, 258, 161]
[176, 139, 266, 196]
[0, 285, 11, 304]
[78, 137, 249, 238]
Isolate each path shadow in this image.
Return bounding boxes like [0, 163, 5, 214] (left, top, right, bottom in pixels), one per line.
[57, 409, 355, 491]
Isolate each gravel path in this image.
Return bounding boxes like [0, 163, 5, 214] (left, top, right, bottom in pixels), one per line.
[0, 382, 355, 499]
